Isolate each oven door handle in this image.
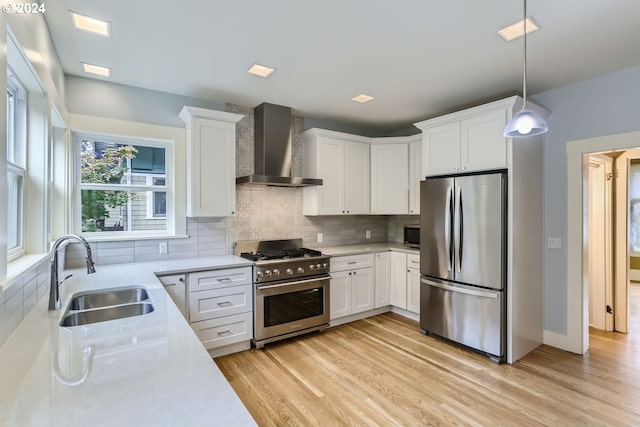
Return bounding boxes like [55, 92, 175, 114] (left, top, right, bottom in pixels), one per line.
[257, 276, 330, 291]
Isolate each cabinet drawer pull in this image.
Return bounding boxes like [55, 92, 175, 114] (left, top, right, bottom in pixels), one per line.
[411, 260, 420, 264]
[217, 301, 233, 307]
[217, 330, 232, 336]
[217, 277, 232, 283]
[347, 261, 357, 265]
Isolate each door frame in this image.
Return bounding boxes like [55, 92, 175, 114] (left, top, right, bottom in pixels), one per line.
[567, 130, 640, 354]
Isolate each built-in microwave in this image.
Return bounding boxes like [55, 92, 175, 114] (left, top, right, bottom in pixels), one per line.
[404, 224, 420, 248]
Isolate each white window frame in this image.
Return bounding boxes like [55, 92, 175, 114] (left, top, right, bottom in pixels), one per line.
[6, 67, 27, 261]
[74, 132, 174, 238]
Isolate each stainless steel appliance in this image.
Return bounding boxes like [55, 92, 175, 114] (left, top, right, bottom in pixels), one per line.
[403, 224, 420, 248]
[235, 239, 330, 349]
[419, 170, 506, 362]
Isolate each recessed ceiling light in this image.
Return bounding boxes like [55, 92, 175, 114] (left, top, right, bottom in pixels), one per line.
[248, 63, 275, 78]
[498, 17, 540, 41]
[82, 62, 111, 77]
[71, 12, 111, 36]
[352, 94, 374, 103]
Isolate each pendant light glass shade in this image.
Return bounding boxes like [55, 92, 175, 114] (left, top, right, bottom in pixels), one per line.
[503, 0, 548, 138]
[503, 108, 548, 137]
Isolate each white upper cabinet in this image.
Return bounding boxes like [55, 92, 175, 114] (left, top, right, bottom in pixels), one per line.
[421, 122, 461, 176]
[460, 109, 507, 172]
[415, 102, 509, 177]
[303, 129, 370, 216]
[179, 106, 243, 217]
[370, 142, 408, 215]
[408, 138, 422, 215]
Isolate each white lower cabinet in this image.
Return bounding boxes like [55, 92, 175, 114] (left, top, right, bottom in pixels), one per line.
[390, 252, 420, 314]
[330, 254, 374, 320]
[185, 266, 253, 357]
[374, 252, 391, 308]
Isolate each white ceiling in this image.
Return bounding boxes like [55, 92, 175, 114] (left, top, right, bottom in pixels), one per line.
[43, 0, 640, 133]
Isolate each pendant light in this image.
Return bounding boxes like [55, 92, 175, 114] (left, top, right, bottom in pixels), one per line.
[503, 0, 548, 137]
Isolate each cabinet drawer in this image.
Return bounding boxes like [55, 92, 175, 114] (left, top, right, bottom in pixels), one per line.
[330, 253, 374, 272]
[189, 267, 252, 291]
[189, 285, 252, 322]
[407, 253, 420, 269]
[191, 312, 253, 350]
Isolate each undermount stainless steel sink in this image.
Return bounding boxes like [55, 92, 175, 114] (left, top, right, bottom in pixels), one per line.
[60, 286, 155, 327]
[69, 287, 150, 310]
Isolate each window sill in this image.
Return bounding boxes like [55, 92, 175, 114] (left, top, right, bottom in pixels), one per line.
[81, 233, 189, 243]
[2, 253, 49, 293]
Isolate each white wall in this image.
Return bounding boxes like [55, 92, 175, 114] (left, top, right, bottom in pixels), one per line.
[531, 64, 640, 335]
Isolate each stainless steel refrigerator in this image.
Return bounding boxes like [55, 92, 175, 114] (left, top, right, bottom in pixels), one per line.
[419, 170, 506, 362]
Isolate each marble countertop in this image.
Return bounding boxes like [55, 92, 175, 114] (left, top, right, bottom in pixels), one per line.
[321, 242, 420, 257]
[0, 256, 256, 427]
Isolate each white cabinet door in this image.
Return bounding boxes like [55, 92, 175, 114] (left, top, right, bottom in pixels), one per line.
[461, 109, 507, 172]
[408, 140, 423, 215]
[371, 143, 408, 214]
[317, 137, 345, 215]
[330, 270, 351, 320]
[375, 252, 391, 308]
[422, 122, 461, 176]
[344, 141, 370, 214]
[390, 252, 408, 308]
[179, 107, 243, 217]
[351, 267, 374, 314]
[157, 274, 187, 319]
[407, 268, 421, 314]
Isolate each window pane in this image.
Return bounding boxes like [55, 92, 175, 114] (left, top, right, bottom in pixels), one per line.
[152, 177, 166, 217]
[6, 89, 15, 163]
[81, 189, 166, 232]
[81, 141, 166, 185]
[7, 171, 23, 249]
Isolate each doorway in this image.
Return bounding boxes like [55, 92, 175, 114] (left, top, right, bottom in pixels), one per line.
[566, 130, 640, 355]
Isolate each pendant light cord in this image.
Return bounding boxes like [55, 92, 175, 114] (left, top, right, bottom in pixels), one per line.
[522, 0, 528, 109]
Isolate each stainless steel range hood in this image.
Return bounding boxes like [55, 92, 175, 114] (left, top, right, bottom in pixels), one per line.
[236, 103, 322, 187]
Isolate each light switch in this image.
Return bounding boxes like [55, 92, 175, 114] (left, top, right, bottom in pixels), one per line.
[366, 230, 371, 240]
[547, 237, 561, 249]
[317, 233, 323, 243]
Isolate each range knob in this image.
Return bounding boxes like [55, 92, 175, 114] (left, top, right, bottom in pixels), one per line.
[264, 269, 272, 276]
[309, 264, 315, 270]
[297, 267, 304, 274]
[316, 263, 322, 270]
[272, 268, 280, 276]
[322, 262, 328, 268]
[256, 271, 263, 278]
[286, 268, 294, 275]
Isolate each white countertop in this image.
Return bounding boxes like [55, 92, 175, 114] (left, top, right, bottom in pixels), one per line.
[321, 242, 420, 257]
[0, 256, 257, 427]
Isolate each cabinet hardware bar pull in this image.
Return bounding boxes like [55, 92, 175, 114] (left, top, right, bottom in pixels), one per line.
[217, 330, 232, 335]
[217, 301, 233, 307]
[217, 277, 232, 282]
[347, 261, 357, 265]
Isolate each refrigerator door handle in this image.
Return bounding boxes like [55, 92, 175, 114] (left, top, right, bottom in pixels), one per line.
[421, 278, 499, 299]
[459, 188, 464, 270]
[454, 184, 462, 274]
[444, 185, 453, 272]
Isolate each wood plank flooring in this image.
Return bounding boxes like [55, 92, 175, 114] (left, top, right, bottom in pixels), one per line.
[216, 300, 640, 426]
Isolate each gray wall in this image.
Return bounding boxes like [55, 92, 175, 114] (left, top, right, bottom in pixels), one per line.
[531, 64, 640, 335]
[65, 76, 226, 128]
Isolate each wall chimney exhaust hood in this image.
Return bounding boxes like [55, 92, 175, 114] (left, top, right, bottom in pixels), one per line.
[236, 103, 322, 187]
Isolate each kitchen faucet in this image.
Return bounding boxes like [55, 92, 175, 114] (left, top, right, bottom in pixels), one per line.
[49, 234, 96, 310]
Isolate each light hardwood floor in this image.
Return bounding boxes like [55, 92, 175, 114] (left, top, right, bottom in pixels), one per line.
[216, 297, 640, 426]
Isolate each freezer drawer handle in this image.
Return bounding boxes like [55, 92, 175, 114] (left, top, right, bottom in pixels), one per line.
[421, 279, 498, 299]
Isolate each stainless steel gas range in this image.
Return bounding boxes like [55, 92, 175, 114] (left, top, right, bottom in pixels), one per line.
[235, 239, 330, 349]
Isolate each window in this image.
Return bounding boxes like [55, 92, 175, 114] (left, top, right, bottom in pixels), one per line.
[6, 68, 26, 260]
[76, 133, 172, 235]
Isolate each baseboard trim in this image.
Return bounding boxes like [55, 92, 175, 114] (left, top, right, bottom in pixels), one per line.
[389, 306, 420, 322]
[330, 306, 390, 327]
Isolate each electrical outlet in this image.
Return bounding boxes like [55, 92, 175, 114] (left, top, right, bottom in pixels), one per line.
[366, 230, 371, 240]
[159, 241, 168, 254]
[547, 237, 561, 249]
[317, 233, 323, 243]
